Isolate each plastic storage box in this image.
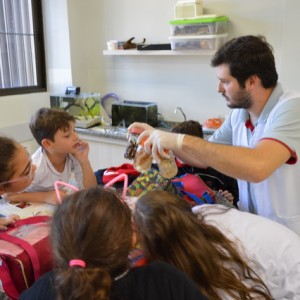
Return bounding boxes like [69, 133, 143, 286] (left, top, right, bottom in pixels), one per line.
[169, 33, 228, 51]
[170, 16, 228, 36]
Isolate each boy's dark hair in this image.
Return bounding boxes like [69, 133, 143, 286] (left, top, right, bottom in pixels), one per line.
[211, 35, 278, 89]
[29, 108, 76, 146]
[171, 120, 203, 138]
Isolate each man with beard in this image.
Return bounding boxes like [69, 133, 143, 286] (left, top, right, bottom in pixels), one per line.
[128, 35, 300, 236]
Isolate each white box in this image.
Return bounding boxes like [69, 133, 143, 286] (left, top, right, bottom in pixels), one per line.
[174, 2, 203, 19]
[170, 16, 228, 36]
[169, 34, 228, 51]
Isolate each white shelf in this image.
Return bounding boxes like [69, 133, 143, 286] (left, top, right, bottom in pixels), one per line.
[103, 49, 215, 56]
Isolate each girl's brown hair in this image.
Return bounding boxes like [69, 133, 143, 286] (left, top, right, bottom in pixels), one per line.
[0, 136, 19, 184]
[134, 190, 272, 300]
[51, 187, 132, 300]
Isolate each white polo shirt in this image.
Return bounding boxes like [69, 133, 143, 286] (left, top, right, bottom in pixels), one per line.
[209, 83, 300, 236]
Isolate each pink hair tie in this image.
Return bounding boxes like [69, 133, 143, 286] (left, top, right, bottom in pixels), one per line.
[69, 259, 86, 268]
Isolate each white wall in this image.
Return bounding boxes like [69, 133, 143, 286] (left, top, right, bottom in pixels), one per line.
[1, 0, 300, 141]
[67, 0, 300, 123]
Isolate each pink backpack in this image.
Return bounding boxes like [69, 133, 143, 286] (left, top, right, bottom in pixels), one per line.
[0, 216, 53, 300]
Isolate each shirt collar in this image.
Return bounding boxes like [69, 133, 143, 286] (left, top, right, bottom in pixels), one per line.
[244, 82, 283, 129]
[257, 82, 283, 123]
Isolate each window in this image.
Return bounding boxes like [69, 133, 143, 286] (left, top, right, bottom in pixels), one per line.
[0, 0, 46, 96]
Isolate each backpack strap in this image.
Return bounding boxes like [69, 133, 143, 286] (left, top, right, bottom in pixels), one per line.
[0, 216, 51, 280]
[0, 232, 41, 281]
[9, 215, 51, 227]
[0, 259, 20, 300]
[179, 189, 205, 205]
[172, 181, 205, 205]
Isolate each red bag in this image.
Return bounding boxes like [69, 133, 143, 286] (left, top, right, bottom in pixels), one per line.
[172, 173, 216, 205]
[0, 216, 53, 300]
[103, 163, 140, 183]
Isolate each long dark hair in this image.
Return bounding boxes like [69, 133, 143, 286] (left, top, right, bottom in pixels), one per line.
[51, 187, 132, 300]
[134, 191, 272, 300]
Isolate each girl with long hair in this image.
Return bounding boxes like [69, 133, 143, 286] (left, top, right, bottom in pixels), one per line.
[20, 187, 207, 300]
[134, 190, 300, 299]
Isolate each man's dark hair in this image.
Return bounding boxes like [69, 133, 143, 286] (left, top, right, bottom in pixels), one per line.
[211, 35, 278, 88]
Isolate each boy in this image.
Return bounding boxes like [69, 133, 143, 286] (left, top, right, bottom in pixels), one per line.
[170, 120, 239, 205]
[7, 108, 97, 204]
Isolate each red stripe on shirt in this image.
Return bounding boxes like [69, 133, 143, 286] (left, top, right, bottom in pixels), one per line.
[261, 138, 297, 164]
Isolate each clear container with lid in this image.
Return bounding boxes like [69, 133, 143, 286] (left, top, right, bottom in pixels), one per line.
[124, 128, 141, 160]
[170, 16, 229, 36]
[133, 145, 153, 173]
[156, 150, 178, 179]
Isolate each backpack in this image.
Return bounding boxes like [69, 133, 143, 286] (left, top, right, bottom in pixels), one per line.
[0, 216, 53, 300]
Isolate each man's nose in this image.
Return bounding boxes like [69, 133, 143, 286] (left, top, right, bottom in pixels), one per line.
[218, 82, 225, 93]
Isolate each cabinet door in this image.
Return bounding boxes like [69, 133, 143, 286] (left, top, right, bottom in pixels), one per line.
[79, 135, 131, 170]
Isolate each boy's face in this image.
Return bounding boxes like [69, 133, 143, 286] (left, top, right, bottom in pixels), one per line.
[49, 122, 80, 154]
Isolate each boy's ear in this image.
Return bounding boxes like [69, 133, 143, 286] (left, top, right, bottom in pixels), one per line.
[41, 138, 52, 150]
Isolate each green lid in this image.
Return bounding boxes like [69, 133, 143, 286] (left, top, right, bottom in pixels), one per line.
[170, 16, 228, 25]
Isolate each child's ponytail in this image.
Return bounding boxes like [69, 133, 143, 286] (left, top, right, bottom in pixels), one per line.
[55, 266, 112, 300]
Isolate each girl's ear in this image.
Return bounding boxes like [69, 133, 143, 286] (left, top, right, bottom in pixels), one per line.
[131, 222, 138, 247]
[132, 231, 138, 247]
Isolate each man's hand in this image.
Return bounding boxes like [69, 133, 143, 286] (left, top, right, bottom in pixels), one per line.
[128, 122, 154, 133]
[141, 130, 185, 159]
[0, 214, 20, 230]
[128, 122, 185, 160]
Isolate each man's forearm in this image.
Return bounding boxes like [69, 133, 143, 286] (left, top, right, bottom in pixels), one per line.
[182, 135, 283, 182]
